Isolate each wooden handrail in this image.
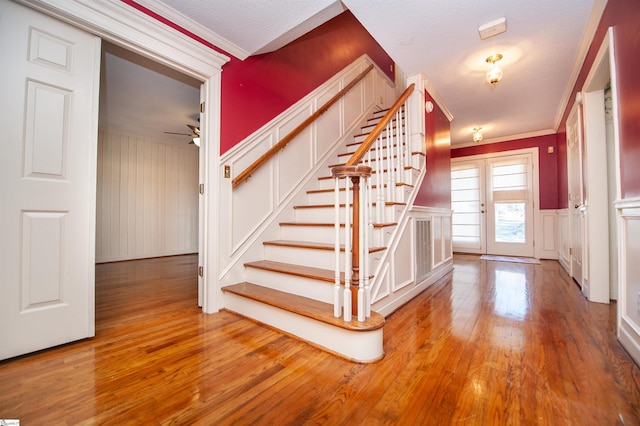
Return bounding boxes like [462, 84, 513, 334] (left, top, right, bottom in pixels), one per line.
[345, 83, 415, 167]
[232, 64, 375, 189]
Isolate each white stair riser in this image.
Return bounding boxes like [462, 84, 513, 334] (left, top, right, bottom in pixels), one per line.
[245, 267, 333, 303]
[223, 292, 384, 362]
[316, 168, 417, 191]
[307, 184, 412, 205]
[294, 204, 402, 223]
[279, 224, 394, 246]
[263, 244, 382, 271]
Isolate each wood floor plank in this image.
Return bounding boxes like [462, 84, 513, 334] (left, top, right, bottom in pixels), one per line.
[1, 254, 640, 424]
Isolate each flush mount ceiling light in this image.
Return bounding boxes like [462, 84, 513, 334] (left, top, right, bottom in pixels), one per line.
[473, 127, 483, 143]
[485, 53, 504, 85]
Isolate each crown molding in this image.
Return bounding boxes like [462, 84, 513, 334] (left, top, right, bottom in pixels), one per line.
[451, 129, 556, 149]
[132, 0, 250, 60]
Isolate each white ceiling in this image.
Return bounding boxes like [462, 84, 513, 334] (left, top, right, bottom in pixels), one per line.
[102, 0, 603, 146]
[99, 42, 201, 145]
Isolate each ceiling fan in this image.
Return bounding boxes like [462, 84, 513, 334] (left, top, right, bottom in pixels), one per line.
[164, 124, 200, 146]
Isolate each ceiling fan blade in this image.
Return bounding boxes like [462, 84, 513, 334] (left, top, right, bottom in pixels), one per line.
[164, 131, 192, 136]
[187, 124, 200, 136]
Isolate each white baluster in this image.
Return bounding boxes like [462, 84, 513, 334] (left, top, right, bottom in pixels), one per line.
[364, 174, 371, 318]
[333, 176, 341, 318]
[404, 104, 411, 175]
[358, 178, 365, 322]
[386, 122, 394, 203]
[343, 177, 352, 322]
[375, 135, 385, 223]
[396, 109, 404, 187]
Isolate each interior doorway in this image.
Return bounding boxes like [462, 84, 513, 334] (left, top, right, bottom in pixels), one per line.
[96, 41, 203, 309]
[574, 27, 620, 304]
[451, 149, 538, 258]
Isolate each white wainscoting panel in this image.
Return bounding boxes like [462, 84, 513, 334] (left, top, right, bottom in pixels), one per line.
[538, 210, 558, 260]
[96, 130, 199, 262]
[556, 209, 570, 272]
[617, 199, 640, 365]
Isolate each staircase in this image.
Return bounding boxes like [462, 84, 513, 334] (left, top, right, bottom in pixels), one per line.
[222, 106, 424, 362]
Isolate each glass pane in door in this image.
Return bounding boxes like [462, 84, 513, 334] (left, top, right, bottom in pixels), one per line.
[494, 202, 525, 243]
[451, 166, 482, 249]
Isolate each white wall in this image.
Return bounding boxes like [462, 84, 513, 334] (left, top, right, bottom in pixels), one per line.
[96, 129, 199, 262]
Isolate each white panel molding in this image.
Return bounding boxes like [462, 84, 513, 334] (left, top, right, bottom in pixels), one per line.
[538, 210, 558, 260]
[372, 206, 453, 317]
[556, 208, 571, 273]
[96, 129, 198, 263]
[616, 198, 640, 366]
[217, 55, 392, 294]
[391, 219, 414, 292]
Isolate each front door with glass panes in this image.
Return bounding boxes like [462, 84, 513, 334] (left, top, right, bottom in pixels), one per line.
[451, 152, 535, 258]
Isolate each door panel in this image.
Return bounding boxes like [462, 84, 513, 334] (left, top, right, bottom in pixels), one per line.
[486, 155, 534, 257]
[0, 0, 100, 360]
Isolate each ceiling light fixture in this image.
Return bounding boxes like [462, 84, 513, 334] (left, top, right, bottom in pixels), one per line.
[485, 53, 503, 85]
[473, 127, 483, 143]
[192, 137, 200, 147]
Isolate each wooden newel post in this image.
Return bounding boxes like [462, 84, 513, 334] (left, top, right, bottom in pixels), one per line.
[330, 165, 372, 319]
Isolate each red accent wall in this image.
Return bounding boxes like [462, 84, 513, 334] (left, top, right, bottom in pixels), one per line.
[414, 92, 451, 208]
[220, 11, 395, 154]
[451, 134, 559, 210]
[556, 0, 640, 202]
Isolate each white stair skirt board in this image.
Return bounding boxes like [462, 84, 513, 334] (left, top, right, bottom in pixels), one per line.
[224, 292, 385, 363]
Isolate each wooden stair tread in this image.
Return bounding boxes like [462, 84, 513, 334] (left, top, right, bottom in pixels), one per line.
[244, 260, 338, 282]
[264, 239, 386, 253]
[223, 282, 385, 331]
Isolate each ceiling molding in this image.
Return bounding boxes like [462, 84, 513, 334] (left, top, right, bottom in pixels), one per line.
[133, 0, 250, 60]
[452, 129, 556, 149]
[553, 0, 608, 131]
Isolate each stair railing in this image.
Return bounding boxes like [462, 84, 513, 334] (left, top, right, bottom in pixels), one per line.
[331, 83, 415, 322]
[232, 64, 374, 189]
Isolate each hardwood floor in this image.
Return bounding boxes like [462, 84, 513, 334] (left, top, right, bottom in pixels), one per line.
[1, 254, 639, 425]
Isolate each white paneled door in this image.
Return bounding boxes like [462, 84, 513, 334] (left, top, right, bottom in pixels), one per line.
[452, 152, 535, 258]
[0, 0, 100, 360]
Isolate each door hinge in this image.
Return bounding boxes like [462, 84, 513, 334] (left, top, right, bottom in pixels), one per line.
[569, 247, 573, 256]
[200, 102, 205, 113]
[199, 183, 204, 194]
[198, 266, 204, 277]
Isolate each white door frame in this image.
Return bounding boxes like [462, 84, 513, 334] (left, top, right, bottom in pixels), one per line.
[580, 27, 621, 305]
[19, 0, 230, 313]
[452, 147, 541, 258]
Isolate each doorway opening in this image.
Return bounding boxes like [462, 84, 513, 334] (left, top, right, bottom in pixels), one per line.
[96, 41, 203, 320]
